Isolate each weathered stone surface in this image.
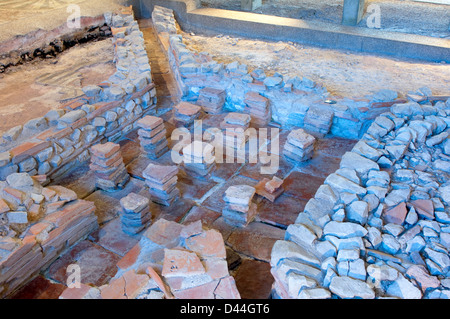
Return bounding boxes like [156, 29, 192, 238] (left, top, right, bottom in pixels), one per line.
[323, 221, 368, 239]
[329, 276, 375, 299]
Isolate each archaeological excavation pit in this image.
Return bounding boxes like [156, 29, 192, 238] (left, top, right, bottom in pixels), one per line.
[0, 0, 449, 306]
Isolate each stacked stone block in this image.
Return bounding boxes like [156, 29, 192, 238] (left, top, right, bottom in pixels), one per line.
[222, 185, 257, 227]
[137, 115, 169, 159]
[143, 163, 179, 206]
[255, 176, 284, 202]
[243, 91, 271, 127]
[183, 141, 216, 177]
[119, 192, 151, 235]
[220, 112, 251, 130]
[173, 101, 201, 127]
[283, 128, 316, 162]
[90, 142, 130, 191]
[196, 87, 226, 114]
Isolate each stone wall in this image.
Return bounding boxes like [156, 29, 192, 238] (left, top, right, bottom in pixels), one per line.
[0, 6, 157, 183]
[151, 5, 420, 139]
[0, 173, 98, 298]
[270, 99, 450, 299]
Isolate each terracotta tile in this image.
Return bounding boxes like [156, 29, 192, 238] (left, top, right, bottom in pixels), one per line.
[172, 280, 218, 299]
[53, 164, 97, 199]
[84, 178, 145, 225]
[214, 275, 241, 299]
[315, 137, 358, 159]
[182, 206, 221, 228]
[116, 244, 141, 271]
[152, 197, 194, 223]
[185, 229, 226, 259]
[90, 217, 141, 257]
[283, 170, 325, 200]
[162, 249, 206, 278]
[257, 194, 307, 228]
[296, 153, 341, 179]
[47, 240, 121, 287]
[10, 275, 66, 299]
[226, 222, 284, 262]
[177, 174, 217, 201]
[233, 259, 273, 299]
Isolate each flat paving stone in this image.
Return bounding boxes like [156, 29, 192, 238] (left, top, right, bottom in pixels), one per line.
[151, 197, 195, 223]
[46, 240, 121, 287]
[182, 206, 222, 228]
[256, 194, 308, 228]
[226, 221, 285, 262]
[89, 217, 141, 257]
[10, 275, 66, 299]
[233, 258, 273, 299]
[296, 153, 341, 179]
[315, 137, 358, 158]
[177, 173, 217, 201]
[283, 170, 326, 200]
[238, 156, 294, 181]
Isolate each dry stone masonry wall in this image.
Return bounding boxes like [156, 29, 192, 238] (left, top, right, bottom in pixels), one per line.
[0, 6, 157, 184]
[270, 99, 450, 299]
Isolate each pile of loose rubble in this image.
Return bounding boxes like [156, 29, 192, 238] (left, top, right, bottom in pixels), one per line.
[271, 99, 450, 299]
[59, 218, 240, 299]
[0, 172, 97, 297]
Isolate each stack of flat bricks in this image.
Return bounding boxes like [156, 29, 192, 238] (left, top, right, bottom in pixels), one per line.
[137, 116, 169, 159]
[183, 141, 216, 177]
[143, 163, 180, 206]
[220, 112, 251, 130]
[90, 142, 130, 191]
[196, 87, 226, 114]
[243, 91, 271, 127]
[119, 192, 151, 235]
[283, 128, 316, 162]
[173, 101, 201, 127]
[222, 185, 257, 227]
[255, 176, 284, 202]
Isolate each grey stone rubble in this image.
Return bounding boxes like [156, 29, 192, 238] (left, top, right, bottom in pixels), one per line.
[271, 98, 450, 299]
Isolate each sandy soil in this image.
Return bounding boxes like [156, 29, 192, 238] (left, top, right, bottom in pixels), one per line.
[201, 0, 450, 38]
[183, 31, 450, 99]
[0, 39, 116, 134]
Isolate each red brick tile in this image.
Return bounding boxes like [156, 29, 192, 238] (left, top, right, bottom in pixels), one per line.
[47, 240, 121, 287]
[116, 243, 141, 271]
[10, 275, 66, 299]
[315, 137, 358, 159]
[257, 194, 308, 228]
[185, 229, 226, 259]
[182, 206, 221, 228]
[234, 259, 273, 299]
[283, 171, 325, 200]
[91, 218, 141, 257]
[214, 275, 241, 299]
[226, 222, 284, 262]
